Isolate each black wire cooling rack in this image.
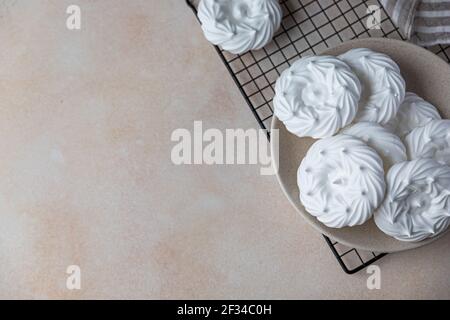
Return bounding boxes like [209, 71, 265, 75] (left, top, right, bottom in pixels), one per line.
[186, 0, 450, 274]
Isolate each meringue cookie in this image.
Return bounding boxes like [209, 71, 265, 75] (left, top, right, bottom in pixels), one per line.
[384, 92, 441, 139]
[274, 56, 361, 138]
[374, 159, 450, 242]
[342, 122, 407, 171]
[298, 135, 386, 228]
[339, 48, 406, 124]
[405, 120, 450, 166]
[198, 0, 282, 54]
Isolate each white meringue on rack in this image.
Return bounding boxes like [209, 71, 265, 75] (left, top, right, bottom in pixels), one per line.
[405, 119, 450, 166]
[374, 159, 450, 242]
[384, 92, 441, 139]
[274, 55, 361, 138]
[298, 134, 386, 228]
[339, 48, 405, 124]
[342, 122, 407, 171]
[198, 0, 282, 54]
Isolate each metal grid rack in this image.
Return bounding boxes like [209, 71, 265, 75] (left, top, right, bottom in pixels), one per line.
[186, 0, 450, 274]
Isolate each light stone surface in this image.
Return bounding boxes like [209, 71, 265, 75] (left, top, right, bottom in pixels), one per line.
[0, 0, 448, 299]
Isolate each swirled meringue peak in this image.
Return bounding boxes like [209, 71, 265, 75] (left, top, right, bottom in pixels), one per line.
[339, 48, 406, 124]
[384, 92, 441, 139]
[198, 0, 282, 54]
[342, 122, 407, 171]
[274, 56, 361, 138]
[298, 134, 386, 228]
[405, 119, 450, 166]
[374, 159, 450, 242]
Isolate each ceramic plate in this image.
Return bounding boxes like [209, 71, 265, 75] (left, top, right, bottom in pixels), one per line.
[271, 38, 450, 253]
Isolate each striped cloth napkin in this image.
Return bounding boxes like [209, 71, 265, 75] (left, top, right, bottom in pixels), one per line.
[381, 0, 450, 46]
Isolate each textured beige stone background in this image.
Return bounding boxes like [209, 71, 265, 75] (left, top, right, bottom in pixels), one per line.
[0, 0, 448, 299]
